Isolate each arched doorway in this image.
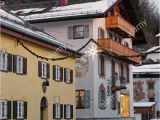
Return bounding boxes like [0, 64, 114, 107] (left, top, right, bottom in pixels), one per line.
[40, 97, 48, 120]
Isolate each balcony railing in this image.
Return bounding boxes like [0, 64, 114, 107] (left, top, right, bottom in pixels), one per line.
[106, 16, 135, 37]
[97, 38, 141, 64]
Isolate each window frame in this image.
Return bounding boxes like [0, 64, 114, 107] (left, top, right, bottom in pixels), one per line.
[73, 25, 85, 39]
[41, 62, 47, 78]
[55, 66, 61, 81]
[0, 100, 7, 119]
[65, 68, 71, 83]
[16, 56, 23, 74]
[17, 101, 23, 119]
[55, 104, 61, 119]
[65, 104, 71, 119]
[0, 51, 7, 71]
[76, 90, 85, 109]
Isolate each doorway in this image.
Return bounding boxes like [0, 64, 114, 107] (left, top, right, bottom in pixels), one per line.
[40, 97, 48, 120]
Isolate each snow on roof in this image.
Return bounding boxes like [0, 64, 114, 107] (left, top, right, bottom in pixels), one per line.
[0, 9, 76, 52]
[156, 33, 160, 37]
[132, 64, 160, 73]
[147, 46, 160, 52]
[134, 102, 156, 107]
[13, 0, 118, 21]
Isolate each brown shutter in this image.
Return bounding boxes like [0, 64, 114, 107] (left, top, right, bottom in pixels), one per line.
[60, 104, 63, 119]
[47, 63, 50, 79]
[13, 55, 17, 73]
[64, 105, 66, 119]
[70, 70, 73, 83]
[13, 101, 17, 119]
[23, 57, 27, 75]
[71, 105, 73, 119]
[7, 101, 12, 119]
[7, 53, 12, 72]
[53, 65, 56, 80]
[23, 102, 27, 119]
[64, 68, 66, 82]
[60, 67, 63, 81]
[38, 61, 42, 77]
[53, 104, 56, 119]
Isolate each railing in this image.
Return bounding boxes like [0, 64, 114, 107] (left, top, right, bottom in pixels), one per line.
[109, 76, 127, 87]
[97, 38, 141, 64]
[106, 16, 135, 37]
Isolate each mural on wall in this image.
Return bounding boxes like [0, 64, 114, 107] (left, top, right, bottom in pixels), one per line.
[133, 81, 145, 102]
[76, 56, 89, 78]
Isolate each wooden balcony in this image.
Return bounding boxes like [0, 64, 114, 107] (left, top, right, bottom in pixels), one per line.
[97, 38, 141, 64]
[106, 16, 135, 37]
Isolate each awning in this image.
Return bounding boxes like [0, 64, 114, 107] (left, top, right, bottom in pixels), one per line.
[134, 102, 156, 107]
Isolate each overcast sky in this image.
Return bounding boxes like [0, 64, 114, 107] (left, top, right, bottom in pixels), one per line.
[149, 0, 160, 13]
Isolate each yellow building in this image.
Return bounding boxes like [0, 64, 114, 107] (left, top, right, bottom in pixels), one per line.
[0, 9, 81, 120]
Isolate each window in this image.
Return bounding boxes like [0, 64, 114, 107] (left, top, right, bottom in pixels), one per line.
[98, 55, 105, 76]
[41, 62, 47, 78]
[53, 104, 63, 119]
[98, 27, 105, 39]
[147, 82, 155, 90]
[53, 65, 63, 81]
[13, 101, 27, 119]
[76, 90, 85, 108]
[124, 42, 129, 47]
[17, 101, 23, 119]
[64, 68, 73, 84]
[0, 100, 7, 119]
[0, 50, 7, 71]
[13, 55, 27, 75]
[38, 61, 50, 79]
[99, 84, 106, 109]
[68, 25, 89, 39]
[64, 105, 73, 119]
[16, 56, 23, 74]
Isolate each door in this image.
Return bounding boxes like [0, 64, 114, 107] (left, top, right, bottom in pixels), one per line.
[40, 97, 48, 120]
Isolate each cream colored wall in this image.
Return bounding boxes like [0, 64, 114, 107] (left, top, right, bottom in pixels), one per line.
[0, 33, 76, 120]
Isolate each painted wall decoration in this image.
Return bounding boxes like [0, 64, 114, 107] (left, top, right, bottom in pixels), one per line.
[133, 81, 145, 102]
[76, 56, 89, 78]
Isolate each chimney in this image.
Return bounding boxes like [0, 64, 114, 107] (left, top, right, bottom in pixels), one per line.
[59, 0, 69, 6]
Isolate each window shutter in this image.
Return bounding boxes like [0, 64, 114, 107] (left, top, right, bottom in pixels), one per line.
[68, 26, 73, 39]
[47, 63, 50, 79]
[85, 90, 90, 108]
[23, 102, 27, 119]
[53, 65, 56, 80]
[111, 93, 117, 110]
[7, 53, 12, 72]
[64, 68, 66, 82]
[7, 101, 11, 119]
[70, 70, 73, 83]
[23, 57, 27, 75]
[64, 105, 66, 119]
[60, 104, 63, 119]
[13, 101, 17, 119]
[98, 56, 101, 75]
[38, 61, 42, 77]
[117, 101, 120, 115]
[53, 104, 56, 119]
[13, 55, 17, 73]
[70, 105, 73, 119]
[84, 25, 89, 38]
[60, 67, 63, 81]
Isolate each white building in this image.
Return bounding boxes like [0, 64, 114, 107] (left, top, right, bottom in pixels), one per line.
[133, 46, 160, 120]
[13, 0, 146, 119]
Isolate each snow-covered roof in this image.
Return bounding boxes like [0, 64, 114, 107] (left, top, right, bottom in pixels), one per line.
[134, 102, 156, 107]
[11, 0, 118, 21]
[0, 9, 77, 53]
[147, 46, 160, 52]
[156, 33, 160, 37]
[132, 64, 160, 73]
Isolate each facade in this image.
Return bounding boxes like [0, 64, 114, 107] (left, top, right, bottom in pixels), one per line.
[0, 9, 81, 120]
[13, 0, 146, 119]
[133, 46, 160, 120]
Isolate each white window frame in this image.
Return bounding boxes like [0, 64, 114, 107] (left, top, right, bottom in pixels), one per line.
[16, 56, 23, 74]
[41, 62, 47, 78]
[55, 66, 61, 81]
[55, 104, 61, 119]
[0, 100, 7, 119]
[65, 105, 71, 119]
[66, 69, 71, 83]
[17, 101, 23, 119]
[0, 50, 7, 71]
